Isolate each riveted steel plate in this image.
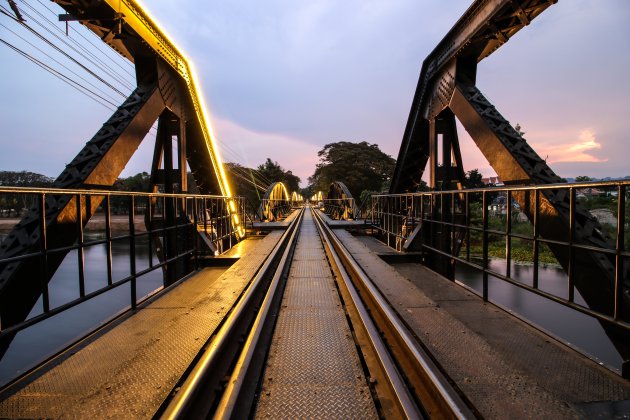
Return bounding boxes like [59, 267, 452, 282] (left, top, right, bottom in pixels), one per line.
[336, 233, 630, 418]
[292, 246, 326, 261]
[289, 259, 330, 278]
[255, 209, 376, 419]
[0, 231, 283, 418]
[283, 278, 339, 308]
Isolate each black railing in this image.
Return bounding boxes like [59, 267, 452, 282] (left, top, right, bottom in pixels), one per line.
[371, 180, 630, 332]
[322, 198, 359, 220]
[256, 199, 292, 222]
[0, 187, 244, 340]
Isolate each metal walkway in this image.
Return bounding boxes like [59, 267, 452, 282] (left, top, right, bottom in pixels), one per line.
[0, 232, 284, 418]
[333, 229, 630, 418]
[254, 208, 377, 418]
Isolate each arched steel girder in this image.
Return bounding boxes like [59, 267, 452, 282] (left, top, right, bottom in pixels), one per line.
[290, 191, 303, 207]
[311, 191, 324, 202]
[324, 181, 359, 220]
[257, 182, 291, 222]
[389, 0, 629, 361]
[0, 0, 239, 351]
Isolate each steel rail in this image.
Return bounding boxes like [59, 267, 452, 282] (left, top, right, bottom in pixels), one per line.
[312, 208, 423, 419]
[212, 208, 304, 419]
[313, 208, 476, 419]
[158, 209, 304, 419]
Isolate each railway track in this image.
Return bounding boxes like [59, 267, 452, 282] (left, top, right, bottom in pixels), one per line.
[157, 206, 475, 419]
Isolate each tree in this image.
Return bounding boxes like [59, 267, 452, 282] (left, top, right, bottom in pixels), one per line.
[0, 171, 54, 217]
[575, 175, 592, 183]
[224, 160, 301, 212]
[113, 172, 151, 192]
[463, 169, 485, 189]
[308, 141, 396, 199]
[224, 162, 265, 209]
[256, 158, 301, 194]
[0, 171, 53, 188]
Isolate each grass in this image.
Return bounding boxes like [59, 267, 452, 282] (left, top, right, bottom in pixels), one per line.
[462, 240, 560, 265]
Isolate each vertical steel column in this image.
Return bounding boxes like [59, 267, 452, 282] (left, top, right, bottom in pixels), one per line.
[38, 194, 50, 313]
[615, 185, 625, 320]
[482, 191, 488, 301]
[506, 190, 512, 278]
[76, 194, 85, 298]
[129, 196, 137, 309]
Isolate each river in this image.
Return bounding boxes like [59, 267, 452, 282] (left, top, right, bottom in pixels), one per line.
[0, 236, 623, 386]
[0, 233, 164, 386]
[456, 258, 622, 371]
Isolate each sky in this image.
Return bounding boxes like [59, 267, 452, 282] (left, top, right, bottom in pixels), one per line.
[0, 0, 629, 187]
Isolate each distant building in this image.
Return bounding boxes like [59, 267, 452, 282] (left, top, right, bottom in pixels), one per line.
[576, 188, 604, 198]
[482, 176, 503, 186]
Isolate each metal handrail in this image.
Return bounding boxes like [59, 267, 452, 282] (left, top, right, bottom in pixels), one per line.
[0, 188, 244, 341]
[371, 180, 630, 333]
[313, 208, 474, 418]
[159, 208, 304, 419]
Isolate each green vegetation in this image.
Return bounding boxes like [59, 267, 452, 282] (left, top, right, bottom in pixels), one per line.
[225, 159, 301, 211]
[308, 141, 396, 200]
[0, 171, 54, 217]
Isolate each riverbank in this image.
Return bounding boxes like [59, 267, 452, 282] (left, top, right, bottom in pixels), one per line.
[0, 215, 148, 234]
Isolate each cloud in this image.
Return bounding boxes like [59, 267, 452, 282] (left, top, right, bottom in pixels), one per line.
[531, 129, 607, 164]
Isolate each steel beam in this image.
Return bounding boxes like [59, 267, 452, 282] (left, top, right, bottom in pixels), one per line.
[0, 83, 163, 337]
[391, 0, 558, 193]
[450, 83, 630, 358]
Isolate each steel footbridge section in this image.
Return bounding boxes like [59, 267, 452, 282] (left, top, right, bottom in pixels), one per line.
[329, 226, 630, 418]
[0, 231, 284, 418]
[161, 206, 472, 419]
[388, 0, 629, 363]
[0, 0, 244, 355]
[253, 207, 377, 419]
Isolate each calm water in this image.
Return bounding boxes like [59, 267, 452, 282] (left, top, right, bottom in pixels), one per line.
[0, 236, 623, 386]
[456, 259, 622, 370]
[0, 233, 164, 386]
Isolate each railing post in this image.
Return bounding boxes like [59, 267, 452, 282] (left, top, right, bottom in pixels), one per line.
[104, 195, 113, 285]
[614, 184, 625, 321]
[193, 197, 199, 270]
[506, 190, 512, 278]
[38, 193, 50, 313]
[129, 195, 137, 309]
[76, 194, 85, 298]
[568, 187, 575, 302]
[465, 192, 470, 262]
[482, 191, 488, 301]
[533, 189, 540, 289]
[147, 194, 154, 270]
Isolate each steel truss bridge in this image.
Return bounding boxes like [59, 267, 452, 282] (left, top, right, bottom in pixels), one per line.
[0, 0, 628, 418]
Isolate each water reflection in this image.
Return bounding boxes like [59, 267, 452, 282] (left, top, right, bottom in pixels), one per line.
[456, 258, 622, 370]
[0, 234, 163, 386]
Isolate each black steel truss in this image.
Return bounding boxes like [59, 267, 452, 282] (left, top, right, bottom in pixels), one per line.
[389, 0, 629, 362]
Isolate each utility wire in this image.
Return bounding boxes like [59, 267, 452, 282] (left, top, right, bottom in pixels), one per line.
[0, 37, 118, 109]
[3, 0, 269, 179]
[0, 6, 128, 97]
[32, 0, 135, 78]
[19, 2, 134, 93]
[0, 22, 122, 106]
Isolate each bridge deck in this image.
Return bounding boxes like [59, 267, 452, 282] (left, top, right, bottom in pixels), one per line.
[334, 229, 630, 418]
[252, 208, 301, 230]
[255, 207, 377, 418]
[0, 231, 283, 418]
